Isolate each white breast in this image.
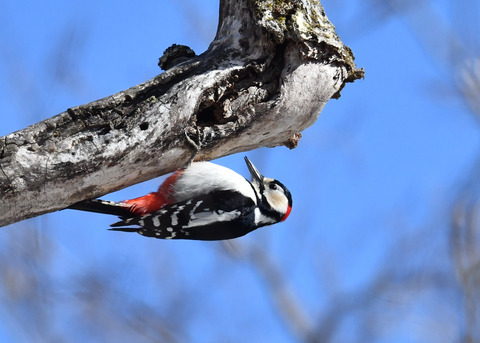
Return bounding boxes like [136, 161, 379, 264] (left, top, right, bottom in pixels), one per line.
[172, 162, 257, 203]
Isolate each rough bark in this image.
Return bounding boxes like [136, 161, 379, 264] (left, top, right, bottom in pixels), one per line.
[0, 0, 363, 227]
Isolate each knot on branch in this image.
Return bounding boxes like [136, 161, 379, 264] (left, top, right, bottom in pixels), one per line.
[158, 44, 196, 71]
[284, 133, 302, 149]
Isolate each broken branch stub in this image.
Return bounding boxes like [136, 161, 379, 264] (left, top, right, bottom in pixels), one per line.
[0, 0, 363, 227]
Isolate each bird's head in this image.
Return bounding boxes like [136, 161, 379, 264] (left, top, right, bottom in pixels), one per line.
[244, 156, 292, 223]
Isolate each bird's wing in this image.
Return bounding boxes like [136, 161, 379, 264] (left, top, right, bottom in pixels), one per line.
[110, 190, 257, 241]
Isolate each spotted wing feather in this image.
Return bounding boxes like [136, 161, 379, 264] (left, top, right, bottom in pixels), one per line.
[110, 191, 257, 241]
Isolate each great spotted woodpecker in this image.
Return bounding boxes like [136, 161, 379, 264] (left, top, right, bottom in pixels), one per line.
[69, 157, 292, 241]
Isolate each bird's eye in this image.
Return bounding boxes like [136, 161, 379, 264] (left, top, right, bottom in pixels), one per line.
[269, 183, 278, 190]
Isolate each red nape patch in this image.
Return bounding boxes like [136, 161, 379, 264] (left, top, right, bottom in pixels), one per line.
[281, 205, 292, 222]
[123, 192, 167, 216]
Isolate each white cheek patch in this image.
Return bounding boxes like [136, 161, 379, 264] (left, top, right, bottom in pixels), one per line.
[267, 191, 289, 214]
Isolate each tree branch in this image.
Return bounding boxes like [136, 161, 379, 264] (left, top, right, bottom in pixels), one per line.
[0, 0, 363, 227]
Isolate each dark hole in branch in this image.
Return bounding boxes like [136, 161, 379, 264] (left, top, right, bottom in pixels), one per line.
[196, 103, 237, 127]
[197, 104, 220, 126]
[139, 122, 149, 130]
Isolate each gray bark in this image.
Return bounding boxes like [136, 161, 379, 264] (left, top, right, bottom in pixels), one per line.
[0, 0, 363, 227]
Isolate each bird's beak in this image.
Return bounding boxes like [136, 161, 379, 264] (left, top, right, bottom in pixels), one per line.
[244, 157, 264, 184]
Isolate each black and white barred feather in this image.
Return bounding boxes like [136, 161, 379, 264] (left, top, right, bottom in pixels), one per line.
[110, 190, 257, 240]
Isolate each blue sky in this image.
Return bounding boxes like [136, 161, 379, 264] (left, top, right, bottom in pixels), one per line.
[1, 0, 478, 342]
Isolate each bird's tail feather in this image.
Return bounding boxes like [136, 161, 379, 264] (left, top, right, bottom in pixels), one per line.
[68, 199, 133, 218]
[108, 227, 139, 233]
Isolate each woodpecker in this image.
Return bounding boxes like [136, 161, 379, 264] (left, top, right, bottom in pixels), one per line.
[69, 157, 292, 241]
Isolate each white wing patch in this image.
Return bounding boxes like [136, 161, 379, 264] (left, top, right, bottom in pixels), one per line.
[186, 210, 241, 228]
[170, 204, 185, 226]
[171, 212, 178, 226]
[189, 201, 203, 216]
